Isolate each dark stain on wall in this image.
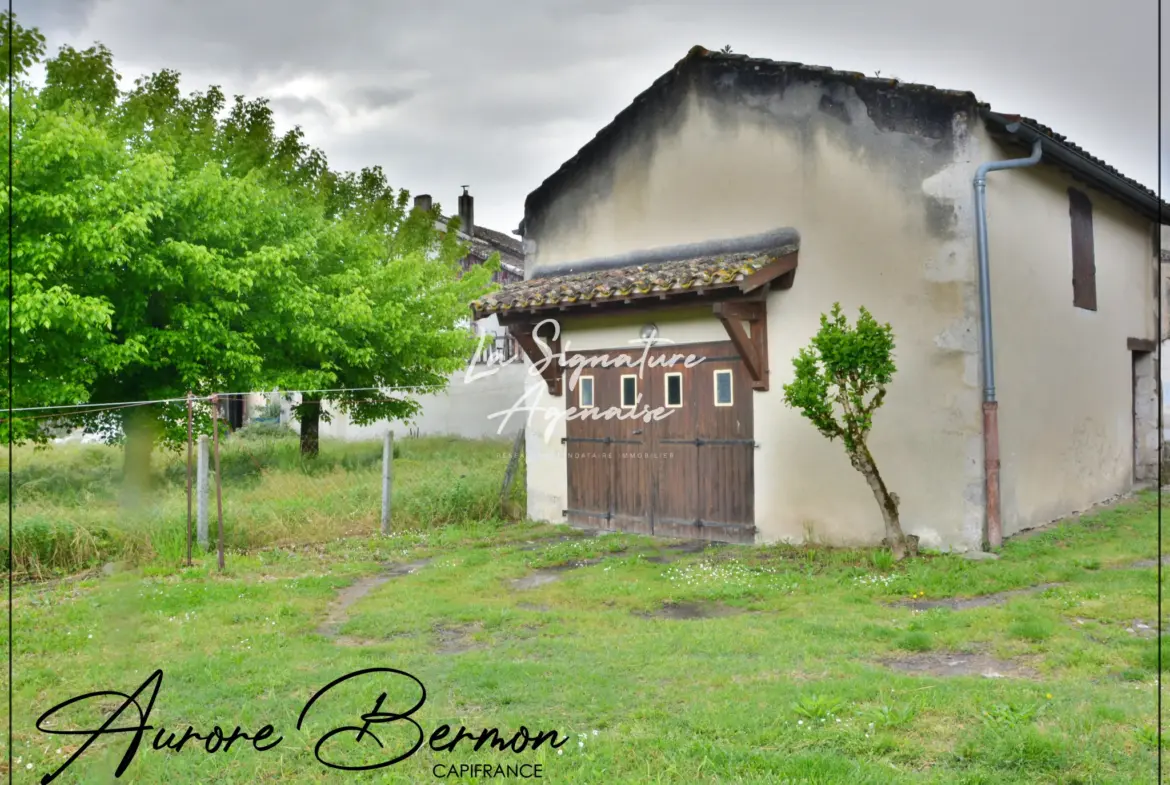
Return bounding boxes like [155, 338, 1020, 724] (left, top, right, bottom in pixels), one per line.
[925, 199, 959, 239]
[522, 63, 695, 249]
[523, 48, 981, 250]
[818, 93, 851, 125]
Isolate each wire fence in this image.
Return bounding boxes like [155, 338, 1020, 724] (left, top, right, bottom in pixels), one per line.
[3, 386, 528, 580]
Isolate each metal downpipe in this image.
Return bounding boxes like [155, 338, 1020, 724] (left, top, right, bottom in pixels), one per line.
[973, 137, 1043, 551]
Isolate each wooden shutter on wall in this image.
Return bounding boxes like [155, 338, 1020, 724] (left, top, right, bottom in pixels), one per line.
[1068, 187, 1097, 311]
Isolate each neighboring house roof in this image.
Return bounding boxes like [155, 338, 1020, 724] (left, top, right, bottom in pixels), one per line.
[469, 224, 523, 258]
[472, 228, 798, 318]
[521, 46, 1168, 228]
[440, 214, 525, 277]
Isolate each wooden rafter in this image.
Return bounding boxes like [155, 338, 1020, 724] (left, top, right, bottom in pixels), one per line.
[509, 323, 564, 396]
[739, 250, 798, 294]
[713, 300, 769, 391]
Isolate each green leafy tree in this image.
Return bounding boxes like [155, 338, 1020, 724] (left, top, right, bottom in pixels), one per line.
[282, 169, 494, 457]
[2, 18, 149, 445]
[4, 11, 495, 479]
[4, 19, 326, 496]
[781, 303, 915, 560]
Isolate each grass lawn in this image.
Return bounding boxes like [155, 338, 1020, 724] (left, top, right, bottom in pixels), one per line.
[1, 437, 1165, 783]
[3, 433, 520, 579]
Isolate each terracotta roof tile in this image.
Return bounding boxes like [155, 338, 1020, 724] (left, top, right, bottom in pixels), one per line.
[471, 244, 795, 316]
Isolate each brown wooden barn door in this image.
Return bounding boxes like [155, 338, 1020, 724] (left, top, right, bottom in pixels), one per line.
[610, 366, 652, 535]
[564, 354, 616, 529]
[654, 342, 756, 543]
[646, 348, 697, 540]
[564, 343, 755, 543]
[563, 352, 650, 531]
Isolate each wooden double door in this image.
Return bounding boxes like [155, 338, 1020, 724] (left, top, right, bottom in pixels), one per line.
[563, 340, 756, 543]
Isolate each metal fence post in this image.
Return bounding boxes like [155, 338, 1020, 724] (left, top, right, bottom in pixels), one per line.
[212, 395, 225, 571]
[500, 427, 526, 510]
[185, 392, 194, 566]
[381, 430, 393, 535]
[197, 434, 209, 550]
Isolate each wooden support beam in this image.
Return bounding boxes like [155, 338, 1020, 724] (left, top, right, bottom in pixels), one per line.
[1127, 337, 1156, 353]
[713, 300, 769, 391]
[510, 323, 564, 396]
[739, 251, 798, 294]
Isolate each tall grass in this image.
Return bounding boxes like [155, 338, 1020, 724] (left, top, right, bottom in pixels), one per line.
[2, 428, 524, 580]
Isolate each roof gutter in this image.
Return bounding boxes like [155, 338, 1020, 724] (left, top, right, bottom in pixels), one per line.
[973, 136, 1043, 553]
[982, 110, 1167, 223]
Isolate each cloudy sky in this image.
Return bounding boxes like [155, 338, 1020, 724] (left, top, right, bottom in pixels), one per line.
[19, 0, 1167, 237]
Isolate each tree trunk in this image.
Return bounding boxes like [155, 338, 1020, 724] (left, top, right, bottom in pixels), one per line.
[299, 395, 321, 458]
[851, 441, 911, 560]
[122, 406, 160, 509]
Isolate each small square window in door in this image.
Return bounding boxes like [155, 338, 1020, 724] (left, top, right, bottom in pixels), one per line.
[578, 376, 594, 408]
[714, 369, 733, 406]
[665, 372, 683, 408]
[621, 374, 638, 408]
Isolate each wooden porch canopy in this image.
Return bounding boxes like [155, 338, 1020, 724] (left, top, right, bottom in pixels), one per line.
[469, 227, 800, 396]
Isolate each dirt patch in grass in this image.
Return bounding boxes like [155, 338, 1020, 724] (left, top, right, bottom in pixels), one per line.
[316, 559, 431, 639]
[892, 582, 1063, 611]
[1127, 556, 1170, 569]
[881, 651, 1039, 679]
[334, 633, 414, 648]
[434, 623, 484, 654]
[511, 565, 580, 590]
[637, 601, 745, 620]
[517, 602, 551, 612]
[1124, 620, 1158, 638]
[511, 557, 610, 589]
[515, 530, 603, 553]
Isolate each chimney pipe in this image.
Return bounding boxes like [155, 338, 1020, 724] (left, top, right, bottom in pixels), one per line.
[414, 194, 432, 213]
[458, 186, 474, 239]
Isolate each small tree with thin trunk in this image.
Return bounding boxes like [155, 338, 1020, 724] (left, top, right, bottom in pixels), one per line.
[781, 303, 915, 560]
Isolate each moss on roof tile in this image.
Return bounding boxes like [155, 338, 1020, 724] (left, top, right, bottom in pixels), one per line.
[471, 246, 794, 316]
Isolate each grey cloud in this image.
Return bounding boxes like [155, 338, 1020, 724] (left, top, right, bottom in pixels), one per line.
[269, 95, 330, 117]
[349, 86, 416, 111]
[20, 0, 1168, 235]
[15, 0, 97, 36]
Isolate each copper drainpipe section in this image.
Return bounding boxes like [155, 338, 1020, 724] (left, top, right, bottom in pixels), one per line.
[973, 135, 1042, 550]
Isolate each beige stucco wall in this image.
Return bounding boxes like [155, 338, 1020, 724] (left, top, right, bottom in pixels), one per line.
[975, 127, 1158, 534]
[522, 84, 986, 550]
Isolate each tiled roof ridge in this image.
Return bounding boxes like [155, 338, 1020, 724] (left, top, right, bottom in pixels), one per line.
[438, 213, 524, 261]
[523, 46, 1165, 221]
[687, 45, 977, 102]
[532, 226, 800, 280]
[471, 233, 798, 316]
